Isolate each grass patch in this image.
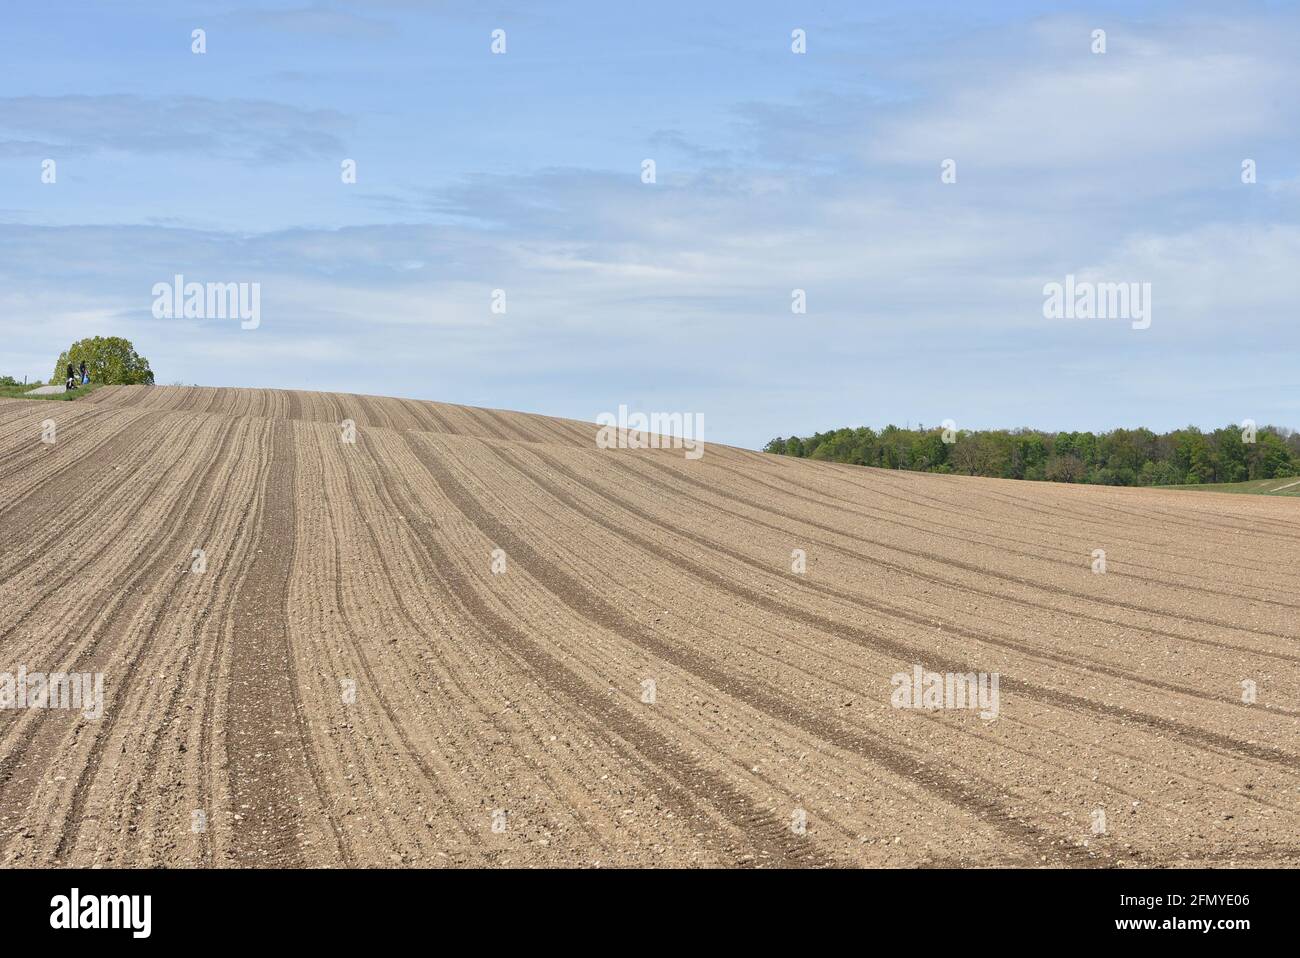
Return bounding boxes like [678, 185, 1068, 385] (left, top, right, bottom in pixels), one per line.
[0, 382, 106, 402]
[1161, 477, 1300, 496]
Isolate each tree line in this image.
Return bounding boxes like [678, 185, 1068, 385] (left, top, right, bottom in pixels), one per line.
[763, 423, 1300, 486]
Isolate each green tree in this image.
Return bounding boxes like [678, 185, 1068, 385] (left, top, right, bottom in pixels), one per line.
[1015, 433, 1047, 477]
[949, 434, 981, 475]
[1212, 426, 1248, 482]
[914, 431, 948, 471]
[52, 336, 154, 386]
[1250, 430, 1296, 479]
[1044, 454, 1086, 482]
[1186, 435, 1216, 483]
[764, 437, 787, 454]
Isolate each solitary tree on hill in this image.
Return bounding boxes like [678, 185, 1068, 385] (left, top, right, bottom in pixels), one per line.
[52, 336, 154, 386]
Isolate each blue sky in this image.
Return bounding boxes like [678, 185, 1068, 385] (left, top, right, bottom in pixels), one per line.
[2, 0, 1298, 448]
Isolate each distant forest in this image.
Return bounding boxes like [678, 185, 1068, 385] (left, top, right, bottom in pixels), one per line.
[763, 424, 1300, 486]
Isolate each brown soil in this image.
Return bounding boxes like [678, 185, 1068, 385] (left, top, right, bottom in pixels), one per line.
[0, 386, 1295, 867]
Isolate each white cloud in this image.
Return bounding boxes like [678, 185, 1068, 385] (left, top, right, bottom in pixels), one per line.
[4, 11, 1298, 443]
[870, 16, 1300, 179]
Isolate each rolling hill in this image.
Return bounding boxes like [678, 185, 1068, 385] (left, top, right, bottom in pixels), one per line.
[0, 386, 1296, 867]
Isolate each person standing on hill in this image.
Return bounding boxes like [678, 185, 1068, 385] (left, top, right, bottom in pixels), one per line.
[79, 360, 87, 385]
[66, 363, 76, 390]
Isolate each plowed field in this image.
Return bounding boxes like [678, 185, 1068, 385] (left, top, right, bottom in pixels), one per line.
[0, 386, 1295, 867]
